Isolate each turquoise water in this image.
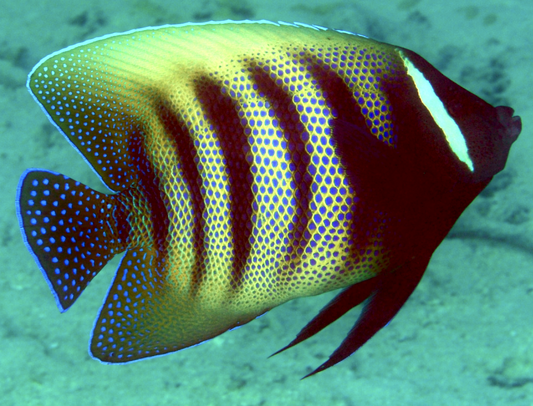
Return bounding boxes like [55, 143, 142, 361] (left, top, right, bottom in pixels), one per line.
[1, 0, 532, 405]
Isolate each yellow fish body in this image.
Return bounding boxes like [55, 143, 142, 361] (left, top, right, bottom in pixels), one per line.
[17, 21, 520, 376]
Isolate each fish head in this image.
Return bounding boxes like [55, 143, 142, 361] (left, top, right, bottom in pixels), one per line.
[444, 94, 521, 183]
[399, 47, 521, 184]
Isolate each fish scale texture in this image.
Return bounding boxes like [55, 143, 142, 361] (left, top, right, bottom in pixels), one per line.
[22, 22, 411, 361]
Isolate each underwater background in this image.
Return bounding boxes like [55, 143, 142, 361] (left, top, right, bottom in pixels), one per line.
[1, 0, 532, 405]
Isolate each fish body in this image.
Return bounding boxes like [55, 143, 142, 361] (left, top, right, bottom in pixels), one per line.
[17, 21, 521, 375]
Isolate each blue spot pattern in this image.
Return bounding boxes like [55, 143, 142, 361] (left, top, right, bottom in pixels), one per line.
[16, 169, 125, 311]
[91, 248, 169, 361]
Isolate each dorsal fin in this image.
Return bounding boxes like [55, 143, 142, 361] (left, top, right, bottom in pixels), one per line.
[26, 21, 385, 192]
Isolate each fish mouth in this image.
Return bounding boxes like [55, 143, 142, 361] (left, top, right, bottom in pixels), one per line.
[495, 105, 522, 143]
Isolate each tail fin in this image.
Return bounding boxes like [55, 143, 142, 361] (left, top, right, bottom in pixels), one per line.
[16, 170, 127, 312]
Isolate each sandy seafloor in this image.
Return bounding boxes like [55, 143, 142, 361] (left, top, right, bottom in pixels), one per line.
[1, 0, 532, 404]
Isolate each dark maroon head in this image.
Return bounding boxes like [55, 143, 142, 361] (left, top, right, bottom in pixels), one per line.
[399, 47, 521, 183]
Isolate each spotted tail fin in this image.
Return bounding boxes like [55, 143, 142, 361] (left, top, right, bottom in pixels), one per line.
[16, 170, 127, 312]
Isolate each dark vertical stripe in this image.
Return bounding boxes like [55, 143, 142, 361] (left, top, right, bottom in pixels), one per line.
[195, 79, 254, 289]
[306, 60, 372, 180]
[126, 129, 170, 254]
[156, 99, 206, 291]
[306, 57, 402, 265]
[251, 66, 313, 268]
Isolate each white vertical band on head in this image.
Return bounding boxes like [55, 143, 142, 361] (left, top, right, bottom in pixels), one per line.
[399, 52, 474, 172]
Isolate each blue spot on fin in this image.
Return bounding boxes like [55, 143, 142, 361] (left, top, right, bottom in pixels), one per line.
[89, 246, 260, 364]
[90, 248, 172, 363]
[16, 169, 126, 312]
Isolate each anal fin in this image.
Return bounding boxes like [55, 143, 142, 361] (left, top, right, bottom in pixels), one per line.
[90, 247, 169, 363]
[90, 246, 259, 363]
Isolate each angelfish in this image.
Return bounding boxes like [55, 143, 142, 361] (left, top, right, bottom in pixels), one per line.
[16, 20, 521, 377]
